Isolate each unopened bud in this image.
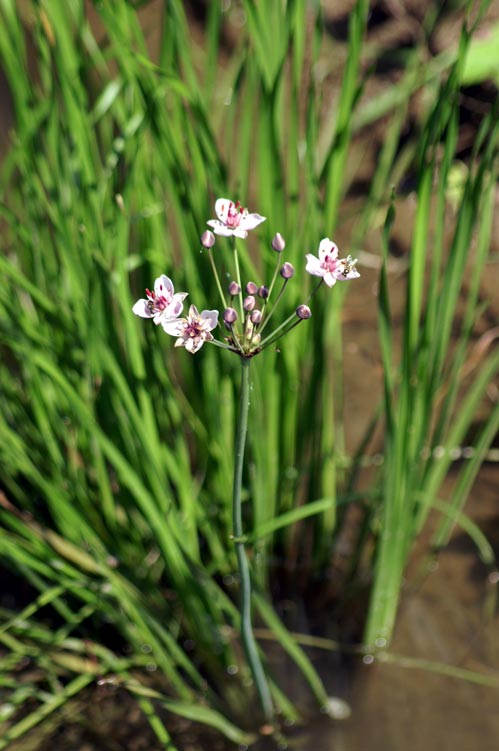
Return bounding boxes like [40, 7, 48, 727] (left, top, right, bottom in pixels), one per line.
[246, 281, 259, 295]
[250, 310, 262, 325]
[296, 304, 312, 320]
[280, 262, 295, 279]
[223, 307, 238, 324]
[201, 230, 215, 249]
[243, 295, 256, 312]
[258, 285, 269, 299]
[272, 233, 286, 252]
[228, 281, 241, 296]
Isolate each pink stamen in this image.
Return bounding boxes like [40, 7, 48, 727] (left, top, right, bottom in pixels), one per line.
[226, 201, 244, 228]
[322, 254, 338, 273]
[145, 287, 171, 312]
[156, 296, 167, 310]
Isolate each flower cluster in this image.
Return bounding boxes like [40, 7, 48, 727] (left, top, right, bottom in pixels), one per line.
[132, 198, 359, 355]
[132, 275, 217, 354]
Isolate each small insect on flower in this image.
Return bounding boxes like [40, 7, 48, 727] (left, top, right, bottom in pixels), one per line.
[207, 198, 266, 239]
[162, 305, 219, 354]
[305, 238, 360, 288]
[132, 275, 187, 325]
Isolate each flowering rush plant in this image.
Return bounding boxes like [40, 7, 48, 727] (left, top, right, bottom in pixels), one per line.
[133, 198, 359, 358]
[132, 197, 359, 726]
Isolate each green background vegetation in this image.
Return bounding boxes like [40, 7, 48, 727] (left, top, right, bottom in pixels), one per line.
[0, 0, 498, 747]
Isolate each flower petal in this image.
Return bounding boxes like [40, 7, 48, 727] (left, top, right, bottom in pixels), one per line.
[318, 238, 338, 262]
[165, 292, 188, 318]
[185, 336, 202, 353]
[334, 267, 360, 281]
[305, 254, 324, 277]
[163, 298, 184, 319]
[240, 212, 266, 231]
[154, 275, 174, 300]
[214, 198, 233, 223]
[162, 318, 184, 336]
[132, 299, 153, 318]
[200, 309, 219, 331]
[207, 219, 236, 237]
[323, 272, 337, 288]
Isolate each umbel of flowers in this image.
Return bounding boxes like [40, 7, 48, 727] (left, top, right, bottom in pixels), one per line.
[132, 198, 359, 728]
[132, 198, 359, 357]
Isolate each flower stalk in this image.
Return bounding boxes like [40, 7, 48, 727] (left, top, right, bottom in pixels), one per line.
[132, 199, 360, 725]
[232, 356, 274, 723]
[206, 246, 227, 311]
[232, 238, 245, 319]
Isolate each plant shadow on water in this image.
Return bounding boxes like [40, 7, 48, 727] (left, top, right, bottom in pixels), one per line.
[2, 0, 499, 749]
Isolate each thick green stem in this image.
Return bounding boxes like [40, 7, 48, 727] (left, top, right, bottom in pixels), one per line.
[232, 356, 274, 722]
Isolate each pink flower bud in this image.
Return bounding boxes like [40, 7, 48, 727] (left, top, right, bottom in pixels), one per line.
[228, 281, 241, 296]
[280, 262, 295, 279]
[296, 304, 311, 320]
[246, 281, 259, 295]
[272, 233, 286, 252]
[223, 307, 238, 324]
[258, 285, 269, 299]
[250, 310, 262, 324]
[243, 295, 256, 312]
[201, 230, 216, 248]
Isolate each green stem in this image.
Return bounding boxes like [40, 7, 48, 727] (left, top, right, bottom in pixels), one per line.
[260, 319, 303, 351]
[259, 278, 323, 348]
[232, 238, 244, 319]
[207, 248, 227, 311]
[209, 338, 239, 353]
[258, 279, 288, 336]
[260, 253, 283, 320]
[259, 309, 299, 349]
[232, 356, 274, 723]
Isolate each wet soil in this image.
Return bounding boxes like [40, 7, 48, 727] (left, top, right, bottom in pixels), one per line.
[2, 1, 499, 749]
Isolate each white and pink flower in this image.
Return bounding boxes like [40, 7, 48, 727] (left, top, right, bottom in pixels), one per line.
[132, 275, 187, 325]
[162, 305, 219, 354]
[305, 238, 360, 287]
[207, 198, 266, 239]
